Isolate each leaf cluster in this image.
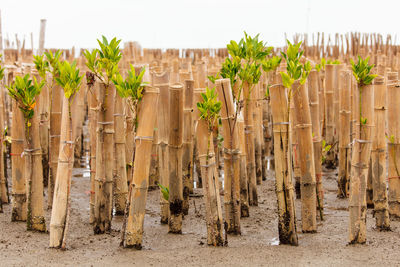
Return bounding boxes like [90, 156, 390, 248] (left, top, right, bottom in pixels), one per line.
[157, 183, 169, 201]
[350, 56, 377, 86]
[33, 54, 49, 79]
[112, 65, 147, 103]
[0, 54, 4, 81]
[197, 87, 222, 132]
[280, 40, 311, 89]
[44, 50, 62, 77]
[262, 56, 282, 72]
[84, 36, 122, 85]
[55, 61, 83, 100]
[6, 74, 45, 119]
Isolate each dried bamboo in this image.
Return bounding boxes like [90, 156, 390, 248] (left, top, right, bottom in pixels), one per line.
[349, 83, 374, 244]
[237, 114, 249, 217]
[88, 83, 98, 223]
[113, 93, 128, 215]
[125, 102, 134, 186]
[325, 65, 336, 168]
[39, 77, 49, 188]
[254, 83, 263, 185]
[123, 86, 159, 249]
[216, 78, 240, 234]
[168, 83, 184, 233]
[270, 84, 298, 245]
[338, 70, 351, 198]
[93, 82, 115, 234]
[182, 80, 194, 215]
[0, 81, 7, 205]
[371, 76, 390, 229]
[49, 96, 75, 248]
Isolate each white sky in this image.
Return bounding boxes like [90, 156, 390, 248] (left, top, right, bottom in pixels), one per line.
[1, 0, 399, 51]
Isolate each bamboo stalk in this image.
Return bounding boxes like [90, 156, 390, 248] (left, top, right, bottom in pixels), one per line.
[338, 70, 351, 198]
[349, 83, 374, 244]
[325, 64, 336, 168]
[123, 86, 159, 249]
[88, 83, 98, 223]
[39, 76, 49, 188]
[49, 95, 75, 248]
[237, 114, 249, 217]
[113, 93, 128, 215]
[216, 78, 241, 234]
[269, 84, 298, 245]
[168, 83, 184, 233]
[254, 83, 263, 185]
[93, 82, 115, 234]
[0, 81, 7, 205]
[371, 76, 390, 230]
[125, 101, 134, 186]
[182, 79, 194, 215]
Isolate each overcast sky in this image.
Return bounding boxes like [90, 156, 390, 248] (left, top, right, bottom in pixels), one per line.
[1, 0, 399, 51]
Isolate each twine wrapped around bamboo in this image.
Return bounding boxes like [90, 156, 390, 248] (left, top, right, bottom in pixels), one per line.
[216, 78, 241, 234]
[269, 84, 298, 245]
[123, 86, 159, 249]
[371, 76, 390, 229]
[168, 83, 184, 233]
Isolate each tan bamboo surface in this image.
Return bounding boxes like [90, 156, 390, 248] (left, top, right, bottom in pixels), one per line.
[124, 101, 134, 186]
[254, 83, 263, 185]
[290, 96, 301, 199]
[182, 79, 194, 215]
[292, 81, 317, 232]
[318, 70, 325, 139]
[88, 82, 98, 223]
[325, 64, 336, 168]
[168, 83, 184, 234]
[309, 70, 323, 212]
[123, 85, 159, 249]
[216, 78, 241, 234]
[48, 83, 62, 209]
[269, 84, 298, 245]
[237, 114, 249, 217]
[113, 93, 128, 215]
[0, 82, 6, 205]
[72, 85, 85, 167]
[338, 70, 351, 198]
[371, 76, 390, 229]
[93, 82, 115, 234]
[387, 75, 400, 218]
[333, 64, 344, 163]
[349, 83, 374, 244]
[49, 95, 75, 248]
[243, 82, 258, 206]
[38, 75, 49, 188]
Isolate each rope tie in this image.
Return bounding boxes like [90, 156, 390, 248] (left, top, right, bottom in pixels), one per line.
[135, 136, 154, 145]
[50, 135, 61, 138]
[273, 121, 290, 125]
[221, 115, 235, 121]
[98, 121, 114, 125]
[169, 144, 183, 149]
[113, 113, 124, 117]
[12, 138, 24, 143]
[295, 123, 312, 129]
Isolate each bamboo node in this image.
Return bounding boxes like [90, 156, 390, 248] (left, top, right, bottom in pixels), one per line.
[98, 121, 114, 125]
[354, 139, 372, 144]
[50, 135, 61, 138]
[113, 113, 124, 117]
[295, 123, 312, 129]
[273, 122, 290, 125]
[11, 138, 24, 143]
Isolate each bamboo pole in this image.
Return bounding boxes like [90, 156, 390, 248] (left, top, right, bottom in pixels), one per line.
[216, 78, 241, 234]
[125, 102, 134, 186]
[387, 77, 400, 218]
[309, 70, 324, 213]
[237, 114, 249, 217]
[254, 83, 263, 185]
[38, 19, 46, 55]
[349, 83, 374, 244]
[123, 86, 159, 249]
[243, 82, 258, 206]
[153, 71, 170, 224]
[371, 76, 390, 229]
[0, 82, 6, 205]
[337, 70, 351, 199]
[93, 82, 115, 234]
[325, 64, 336, 168]
[168, 83, 184, 233]
[39, 76, 49, 188]
[291, 97, 301, 199]
[182, 79, 194, 215]
[270, 84, 298, 245]
[113, 93, 128, 215]
[48, 84, 62, 209]
[88, 82, 98, 223]
[49, 95, 75, 248]
[292, 80, 317, 232]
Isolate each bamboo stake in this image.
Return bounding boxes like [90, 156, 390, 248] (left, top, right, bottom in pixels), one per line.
[39, 76, 49, 188]
[38, 19, 46, 55]
[237, 114, 249, 217]
[270, 84, 298, 245]
[125, 102, 134, 186]
[0, 82, 6, 205]
[254, 83, 263, 185]
[371, 76, 390, 229]
[216, 78, 241, 234]
[325, 64, 336, 168]
[123, 86, 159, 249]
[168, 83, 184, 233]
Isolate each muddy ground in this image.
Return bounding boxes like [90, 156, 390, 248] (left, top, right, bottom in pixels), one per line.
[1, 157, 400, 267]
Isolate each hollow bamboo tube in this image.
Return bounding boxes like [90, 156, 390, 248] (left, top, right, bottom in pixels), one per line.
[125, 101, 134, 186]
[88, 83, 98, 224]
[49, 96, 75, 248]
[333, 64, 344, 161]
[318, 70, 325, 139]
[254, 83, 263, 185]
[216, 78, 241, 234]
[237, 114, 249, 217]
[325, 65, 336, 168]
[290, 97, 301, 199]
[72, 86, 85, 167]
[193, 90, 202, 189]
[243, 82, 258, 206]
[39, 76, 49, 188]
[11, 99, 26, 220]
[93, 82, 115, 234]
[309, 70, 324, 213]
[292, 81, 317, 233]
[123, 86, 159, 249]
[338, 70, 351, 198]
[48, 83, 62, 209]
[25, 91, 46, 232]
[269, 84, 298, 245]
[0, 83, 6, 205]
[387, 79, 400, 218]
[168, 83, 184, 233]
[195, 100, 224, 246]
[182, 80, 194, 215]
[371, 76, 390, 229]
[349, 83, 374, 244]
[114, 93, 128, 215]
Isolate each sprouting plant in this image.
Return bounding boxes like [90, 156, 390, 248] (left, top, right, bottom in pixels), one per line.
[207, 73, 221, 84]
[327, 59, 340, 65]
[219, 57, 240, 88]
[33, 54, 49, 80]
[6, 74, 45, 121]
[55, 61, 83, 107]
[262, 56, 282, 73]
[112, 65, 147, 130]
[84, 36, 122, 88]
[0, 54, 5, 82]
[158, 183, 169, 201]
[321, 139, 332, 164]
[197, 87, 222, 133]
